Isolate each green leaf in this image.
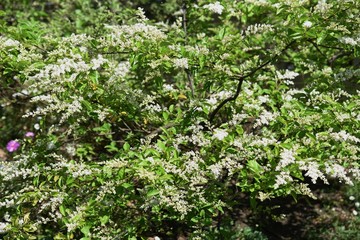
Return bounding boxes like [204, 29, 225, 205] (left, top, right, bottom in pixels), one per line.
[280, 142, 292, 149]
[81, 100, 93, 112]
[81, 225, 91, 236]
[317, 32, 327, 45]
[123, 142, 130, 151]
[147, 189, 159, 197]
[163, 111, 169, 121]
[218, 27, 226, 40]
[122, 182, 132, 189]
[54, 233, 66, 240]
[59, 205, 66, 216]
[93, 123, 111, 133]
[199, 55, 206, 69]
[105, 141, 118, 152]
[157, 141, 166, 151]
[100, 216, 110, 225]
[23, 224, 37, 233]
[247, 160, 263, 175]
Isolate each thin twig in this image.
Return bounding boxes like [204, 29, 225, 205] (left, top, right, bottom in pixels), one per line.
[148, 122, 177, 137]
[186, 69, 195, 98]
[98, 51, 131, 55]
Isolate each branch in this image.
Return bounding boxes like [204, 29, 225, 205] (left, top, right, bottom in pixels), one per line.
[307, 39, 326, 58]
[182, 1, 195, 97]
[208, 40, 296, 124]
[182, 0, 188, 42]
[328, 51, 353, 66]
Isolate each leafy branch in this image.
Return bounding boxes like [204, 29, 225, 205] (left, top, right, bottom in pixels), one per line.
[208, 40, 296, 124]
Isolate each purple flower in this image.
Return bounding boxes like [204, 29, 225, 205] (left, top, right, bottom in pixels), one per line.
[25, 132, 35, 138]
[6, 140, 20, 152]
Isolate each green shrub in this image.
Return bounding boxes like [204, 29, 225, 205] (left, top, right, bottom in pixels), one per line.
[1, 0, 359, 239]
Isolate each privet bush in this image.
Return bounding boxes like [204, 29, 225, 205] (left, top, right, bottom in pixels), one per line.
[1, 0, 360, 239]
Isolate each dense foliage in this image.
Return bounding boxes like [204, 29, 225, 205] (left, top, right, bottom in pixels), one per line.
[1, 0, 359, 239]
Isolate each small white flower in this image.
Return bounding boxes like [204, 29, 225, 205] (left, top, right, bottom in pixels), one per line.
[355, 202, 360, 208]
[213, 129, 228, 141]
[203, 1, 224, 14]
[34, 123, 40, 130]
[352, 210, 358, 216]
[349, 196, 355, 201]
[303, 21, 313, 28]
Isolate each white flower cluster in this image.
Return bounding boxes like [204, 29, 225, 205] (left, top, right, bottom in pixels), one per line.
[254, 110, 278, 127]
[158, 186, 193, 217]
[229, 113, 249, 126]
[140, 94, 162, 113]
[107, 61, 131, 89]
[29, 56, 89, 84]
[302, 20, 313, 28]
[335, 112, 351, 122]
[182, 151, 203, 175]
[276, 69, 299, 80]
[206, 90, 232, 106]
[274, 171, 293, 189]
[0, 198, 15, 208]
[184, 45, 210, 55]
[59, 97, 83, 124]
[113, 61, 130, 79]
[298, 183, 317, 199]
[325, 163, 353, 185]
[95, 181, 116, 202]
[184, 124, 211, 147]
[163, 84, 175, 92]
[65, 205, 87, 232]
[91, 54, 108, 70]
[213, 128, 228, 141]
[0, 222, 10, 234]
[250, 137, 278, 147]
[172, 57, 189, 69]
[94, 107, 111, 122]
[0, 161, 40, 181]
[340, 36, 359, 46]
[136, 7, 148, 21]
[276, 149, 296, 171]
[0, 37, 20, 48]
[39, 192, 67, 221]
[61, 33, 92, 46]
[203, 1, 224, 14]
[314, 0, 333, 14]
[103, 23, 167, 49]
[299, 161, 328, 184]
[330, 130, 360, 143]
[244, 23, 274, 36]
[335, 69, 360, 82]
[258, 95, 270, 104]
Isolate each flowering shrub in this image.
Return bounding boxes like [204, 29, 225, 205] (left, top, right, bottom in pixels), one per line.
[1, 0, 360, 238]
